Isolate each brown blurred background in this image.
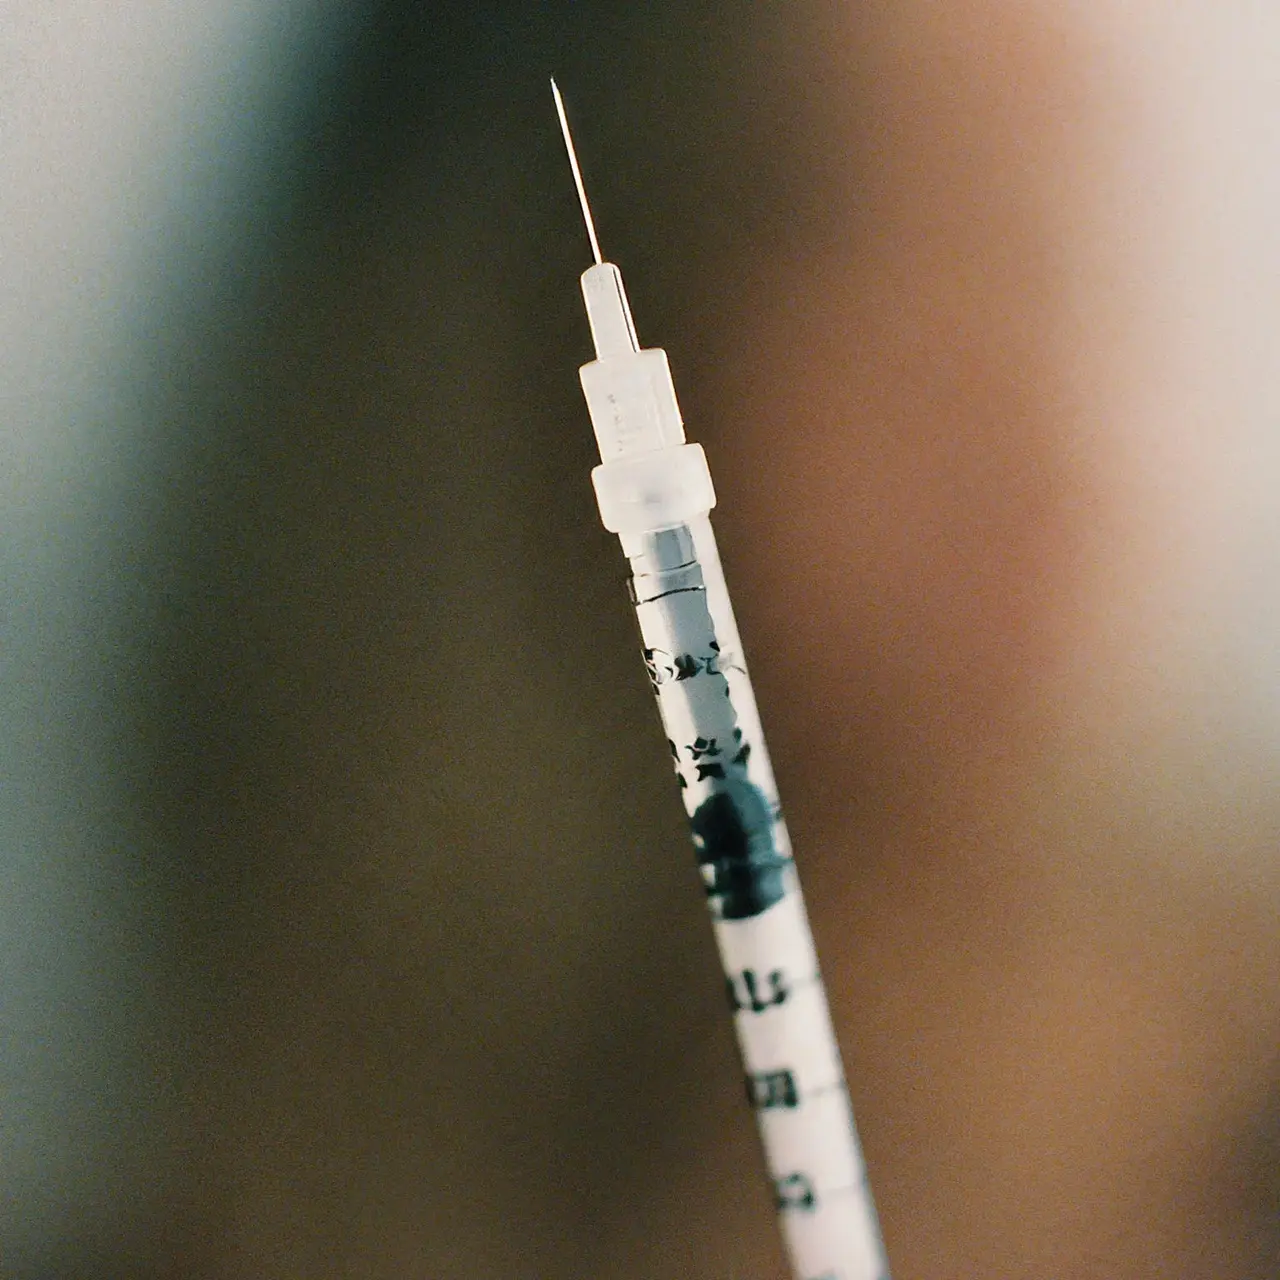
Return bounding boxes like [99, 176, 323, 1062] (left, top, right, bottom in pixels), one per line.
[4, 2, 1279, 1277]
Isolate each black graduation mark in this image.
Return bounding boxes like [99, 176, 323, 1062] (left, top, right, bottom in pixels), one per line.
[691, 739, 726, 781]
[690, 779, 788, 919]
[773, 1172, 817, 1212]
[667, 738, 688, 788]
[747, 1068, 799, 1111]
[643, 648, 725, 688]
[643, 647, 668, 687]
[726, 968, 790, 1014]
[673, 653, 702, 681]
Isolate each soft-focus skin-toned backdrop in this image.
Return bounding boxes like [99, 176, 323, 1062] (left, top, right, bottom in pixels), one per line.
[4, 2, 1278, 1277]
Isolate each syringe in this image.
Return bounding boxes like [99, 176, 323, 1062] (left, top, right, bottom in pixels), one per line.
[550, 81, 891, 1280]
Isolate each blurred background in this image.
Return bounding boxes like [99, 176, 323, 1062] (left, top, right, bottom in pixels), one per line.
[3, 2, 1279, 1277]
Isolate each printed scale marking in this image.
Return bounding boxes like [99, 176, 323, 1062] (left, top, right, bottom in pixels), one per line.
[629, 524, 888, 1280]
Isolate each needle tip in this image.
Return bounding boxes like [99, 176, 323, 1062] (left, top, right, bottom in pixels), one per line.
[550, 78, 603, 266]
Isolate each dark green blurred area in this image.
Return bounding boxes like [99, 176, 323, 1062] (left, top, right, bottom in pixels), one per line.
[4, 4, 843, 1276]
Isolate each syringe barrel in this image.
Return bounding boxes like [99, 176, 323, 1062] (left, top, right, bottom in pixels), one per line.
[626, 522, 892, 1280]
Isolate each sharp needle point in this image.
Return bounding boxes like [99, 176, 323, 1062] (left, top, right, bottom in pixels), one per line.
[551, 78, 603, 265]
